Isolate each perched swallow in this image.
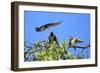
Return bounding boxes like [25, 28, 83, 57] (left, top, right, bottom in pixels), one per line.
[49, 32, 59, 46]
[69, 36, 83, 51]
[35, 21, 62, 32]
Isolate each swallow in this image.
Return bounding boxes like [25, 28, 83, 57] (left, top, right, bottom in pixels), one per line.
[49, 32, 59, 46]
[35, 21, 62, 32]
[69, 36, 83, 51]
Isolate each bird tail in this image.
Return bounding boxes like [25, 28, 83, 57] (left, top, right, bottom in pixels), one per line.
[76, 39, 83, 43]
[78, 41, 83, 43]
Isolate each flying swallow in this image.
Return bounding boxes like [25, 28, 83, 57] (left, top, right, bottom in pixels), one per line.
[35, 21, 62, 32]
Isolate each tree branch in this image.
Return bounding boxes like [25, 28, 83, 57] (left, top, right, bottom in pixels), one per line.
[25, 46, 32, 49]
[68, 44, 90, 49]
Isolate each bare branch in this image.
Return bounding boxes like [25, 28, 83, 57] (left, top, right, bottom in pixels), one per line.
[68, 44, 90, 49]
[25, 46, 32, 49]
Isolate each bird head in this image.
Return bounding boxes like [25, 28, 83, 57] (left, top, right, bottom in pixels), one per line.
[69, 36, 73, 41]
[35, 27, 39, 31]
[50, 32, 54, 36]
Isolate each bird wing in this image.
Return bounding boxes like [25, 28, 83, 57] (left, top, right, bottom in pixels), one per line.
[76, 38, 83, 43]
[35, 21, 62, 32]
[46, 21, 62, 28]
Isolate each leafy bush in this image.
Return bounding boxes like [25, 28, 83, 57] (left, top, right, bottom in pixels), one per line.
[24, 40, 80, 61]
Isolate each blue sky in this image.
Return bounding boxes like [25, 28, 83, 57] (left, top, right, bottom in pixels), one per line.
[24, 11, 90, 59]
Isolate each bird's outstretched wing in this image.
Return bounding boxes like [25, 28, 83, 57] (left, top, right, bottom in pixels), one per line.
[46, 21, 62, 28]
[75, 38, 83, 43]
[35, 21, 62, 32]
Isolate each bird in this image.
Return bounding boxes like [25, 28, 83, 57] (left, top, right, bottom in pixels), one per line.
[68, 36, 83, 51]
[49, 32, 59, 46]
[35, 21, 62, 32]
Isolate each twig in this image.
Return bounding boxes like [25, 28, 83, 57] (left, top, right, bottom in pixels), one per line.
[25, 46, 32, 49]
[68, 44, 90, 49]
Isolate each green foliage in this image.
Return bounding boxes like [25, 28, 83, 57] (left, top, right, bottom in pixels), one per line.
[31, 40, 77, 61]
